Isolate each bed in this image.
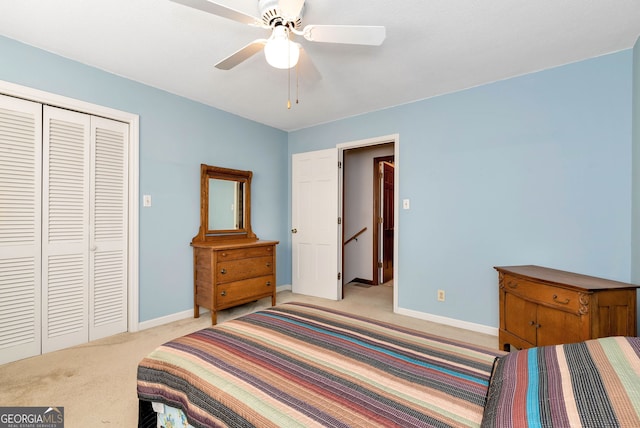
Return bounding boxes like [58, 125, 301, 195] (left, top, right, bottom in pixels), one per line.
[137, 302, 640, 427]
[482, 335, 640, 427]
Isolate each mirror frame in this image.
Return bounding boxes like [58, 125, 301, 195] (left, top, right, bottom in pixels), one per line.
[193, 164, 256, 243]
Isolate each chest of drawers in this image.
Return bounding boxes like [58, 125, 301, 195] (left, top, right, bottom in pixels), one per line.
[495, 265, 638, 351]
[193, 239, 278, 325]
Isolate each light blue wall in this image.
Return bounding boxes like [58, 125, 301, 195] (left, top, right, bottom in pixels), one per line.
[632, 37, 640, 323]
[289, 50, 633, 328]
[0, 36, 289, 322]
[2, 34, 635, 330]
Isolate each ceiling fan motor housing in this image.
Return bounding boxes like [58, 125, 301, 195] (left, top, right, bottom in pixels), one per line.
[259, 0, 303, 29]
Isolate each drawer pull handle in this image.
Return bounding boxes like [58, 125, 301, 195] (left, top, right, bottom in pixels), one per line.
[220, 268, 227, 274]
[221, 252, 227, 257]
[507, 281, 518, 289]
[266, 262, 271, 267]
[529, 320, 535, 326]
[552, 294, 570, 305]
[221, 291, 226, 296]
[266, 281, 271, 287]
[529, 320, 541, 328]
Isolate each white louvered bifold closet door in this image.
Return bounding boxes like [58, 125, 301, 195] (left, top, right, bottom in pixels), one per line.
[0, 97, 129, 363]
[89, 116, 128, 341]
[42, 106, 91, 353]
[0, 95, 43, 365]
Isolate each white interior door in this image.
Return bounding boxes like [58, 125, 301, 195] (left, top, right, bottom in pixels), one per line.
[0, 95, 43, 365]
[89, 116, 128, 340]
[291, 148, 340, 300]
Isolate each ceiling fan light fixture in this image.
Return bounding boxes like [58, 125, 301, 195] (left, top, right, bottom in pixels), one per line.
[264, 25, 299, 69]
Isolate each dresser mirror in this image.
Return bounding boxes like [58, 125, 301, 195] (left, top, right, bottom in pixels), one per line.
[193, 164, 255, 242]
[208, 178, 244, 230]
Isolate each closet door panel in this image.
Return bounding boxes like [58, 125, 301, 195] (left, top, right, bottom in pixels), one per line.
[0, 95, 42, 365]
[42, 106, 90, 353]
[89, 117, 128, 340]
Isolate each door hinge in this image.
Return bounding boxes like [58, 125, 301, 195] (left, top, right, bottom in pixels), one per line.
[378, 262, 383, 268]
[338, 161, 342, 168]
[338, 217, 342, 224]
[338, 272, 341, 280]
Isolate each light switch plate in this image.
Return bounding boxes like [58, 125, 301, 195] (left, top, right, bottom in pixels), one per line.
[402, 199, 410, 210]
[143, 195, 152, 207]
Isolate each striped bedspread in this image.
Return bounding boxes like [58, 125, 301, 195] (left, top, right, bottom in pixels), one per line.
[137, 302, 503, 427]
[482, 336, 640, 428]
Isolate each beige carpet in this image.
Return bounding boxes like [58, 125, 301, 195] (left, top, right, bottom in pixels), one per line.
[0, 284, 497, 427]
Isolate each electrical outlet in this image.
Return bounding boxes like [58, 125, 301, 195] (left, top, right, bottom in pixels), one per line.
[437, 289, 445, 302]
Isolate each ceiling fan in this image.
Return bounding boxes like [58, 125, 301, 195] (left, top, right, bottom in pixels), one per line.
[170, 0, 386, 71]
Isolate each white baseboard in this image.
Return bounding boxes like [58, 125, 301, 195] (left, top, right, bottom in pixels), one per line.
[138, 308, 203, 331]
[395, 307, 498, 337]
[138, 285, 292, 331]
[277, 284, 291, 292]
[137, 285, 495, 337]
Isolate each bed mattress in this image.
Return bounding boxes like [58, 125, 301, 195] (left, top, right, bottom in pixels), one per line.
[137, 302, 504, 427]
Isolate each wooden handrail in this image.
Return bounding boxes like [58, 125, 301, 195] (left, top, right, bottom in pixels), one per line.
[344, 227, 367, 245]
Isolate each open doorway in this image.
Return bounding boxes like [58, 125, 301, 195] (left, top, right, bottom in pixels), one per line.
[342, 143, 394, 291]
[291, 135, 399, 307]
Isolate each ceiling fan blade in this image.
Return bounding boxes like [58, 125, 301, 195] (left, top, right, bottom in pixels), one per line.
[278, 0, 305, 20]
[170, 0, 263, 27]
[302, 25, 386, 45]
[214, 40, 267, 70]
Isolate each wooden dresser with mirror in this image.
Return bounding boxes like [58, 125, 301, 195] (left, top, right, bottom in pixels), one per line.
[191, 164, 278, 325]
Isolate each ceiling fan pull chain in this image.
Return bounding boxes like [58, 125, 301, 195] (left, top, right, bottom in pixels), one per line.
[296, 61, 299, 105]
[287, 56, 292, 109]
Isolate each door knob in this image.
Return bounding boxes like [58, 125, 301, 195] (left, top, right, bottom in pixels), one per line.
[291, 228, 297, 234]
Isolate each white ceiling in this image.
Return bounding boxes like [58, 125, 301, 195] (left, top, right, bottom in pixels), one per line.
[1, 0, 639, 131]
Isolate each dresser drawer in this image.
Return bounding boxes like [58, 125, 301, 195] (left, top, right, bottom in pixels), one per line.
[503, 276, 584, 314]
[216, 256, 274, 283]
[216, 276, 275, 308]
[217, 245, 274, 261]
